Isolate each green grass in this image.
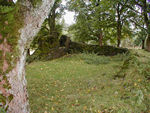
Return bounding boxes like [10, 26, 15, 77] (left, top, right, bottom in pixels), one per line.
[26, 51, 150, 113]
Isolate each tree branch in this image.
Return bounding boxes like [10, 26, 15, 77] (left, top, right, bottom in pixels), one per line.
[130, 19, 147, 32]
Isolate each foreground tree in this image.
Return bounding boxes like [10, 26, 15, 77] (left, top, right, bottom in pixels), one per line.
[0, 0, 54, 112]
[68, 0, 116, 46]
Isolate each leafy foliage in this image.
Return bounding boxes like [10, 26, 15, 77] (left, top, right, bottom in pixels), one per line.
[0, 0, 14, 6]
[134, 29, 147, 46]
[67, 0, 135, 46]
[0, 107, 6, 113]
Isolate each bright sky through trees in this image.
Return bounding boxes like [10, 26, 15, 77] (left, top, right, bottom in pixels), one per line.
[63, 11, 75, 25]
[62, 0, 75, 25]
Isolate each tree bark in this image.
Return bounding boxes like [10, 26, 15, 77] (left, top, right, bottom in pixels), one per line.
[99, 31, 103, 47]
[117, 24, 122, 47]
[116, 3, 122, 48]
[145, 35, 150, 51]
[48, 5, 56, 33]
[142, 39, 145, 49]
[142, 0, 150, 51]
[27, 49, 30, 56]
[0, 0, 54, 113]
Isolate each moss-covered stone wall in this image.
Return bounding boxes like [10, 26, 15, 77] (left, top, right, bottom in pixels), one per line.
[68, 42, 128, 56]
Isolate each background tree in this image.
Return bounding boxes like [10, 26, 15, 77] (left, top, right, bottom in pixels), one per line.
[67, 0, 134, 47]
[127, 0, 150, 51]
[113, 0, 132, 47]
[134, 28, 147, 49]
[68, 0, 115, 46]
[0, 0, 54, 112]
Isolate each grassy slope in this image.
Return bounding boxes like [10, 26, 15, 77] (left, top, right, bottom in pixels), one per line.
[26, 51, 150, 113]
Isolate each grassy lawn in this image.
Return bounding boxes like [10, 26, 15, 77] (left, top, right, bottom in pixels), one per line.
[26, 52, 150, 113]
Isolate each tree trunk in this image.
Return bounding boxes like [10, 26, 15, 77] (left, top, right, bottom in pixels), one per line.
[99, 31, 103, 47]
[145, 34, 150, 51]
[117, 25, 121, 47]
[142, 0, 150, 51]
[116, 3, 122, 48]
[142, 39, 145, 49]
[117, 16, 122, 47]
[48, 1, 57, 34]
[49, 8, 56, 33]
[27, 49, 30, 56]
[0, 0, 54, 113]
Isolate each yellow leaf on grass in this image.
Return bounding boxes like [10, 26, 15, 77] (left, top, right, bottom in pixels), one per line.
[98, 110, 101, 113]
[76, 100, 78, 103]
[51, 107, 54, 111]
[83, 106, 87, 110]
[134, 83, 137, 86]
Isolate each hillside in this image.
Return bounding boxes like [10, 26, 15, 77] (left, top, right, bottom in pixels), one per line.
[26, 50, 150, 113]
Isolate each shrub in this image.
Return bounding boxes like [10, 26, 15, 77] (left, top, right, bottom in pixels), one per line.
[0, 108, 6, 113]
[114, 51, 150, 112]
